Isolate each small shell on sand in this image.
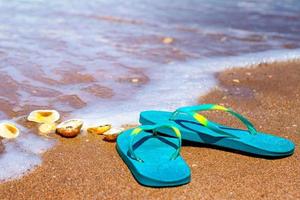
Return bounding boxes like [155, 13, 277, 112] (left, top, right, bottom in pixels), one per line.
[27, 110, 60, 124]
[232, 79, 240, 83]
[87, 124, 111, 135]
[103, 128, 124, 142]
[56, 119, 83, 138]
[0, 122, 20, 139]
[38, 123, 56, 136]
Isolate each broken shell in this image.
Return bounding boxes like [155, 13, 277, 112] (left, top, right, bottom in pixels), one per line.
[27, 110, 60, 124]
[162, 37, 174, 44]
[87, 124, 111, 135]
[103, 128, 124, 142]
[232, 79, 240, 83]
[0, 122, 20, 139]
[38, 123, 56, 136]
[56, 119, 83, 138]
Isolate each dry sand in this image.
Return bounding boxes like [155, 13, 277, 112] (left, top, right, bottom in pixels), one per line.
[0, 60, 299, 200]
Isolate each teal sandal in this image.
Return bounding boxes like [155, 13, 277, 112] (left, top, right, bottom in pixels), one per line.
[140, 104, 295, 157]
[116, 124, 191, 187]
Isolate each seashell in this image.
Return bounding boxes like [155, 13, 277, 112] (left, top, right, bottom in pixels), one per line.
[38, 123, 56, 137]
[103, 128, 124, 142]
[27, 110, 60, 124]
[162, 37, 174, 44]
[56, 119, 83, 138]
[232, 79, 240, 83]
[87, 124, 111, 135]
[0, 122, 20, 139]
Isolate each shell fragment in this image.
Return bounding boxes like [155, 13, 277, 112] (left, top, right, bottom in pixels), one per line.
[103, 128, 124, 142]
[38, 123, 56, 136]
[27, 110, 60, 124]
[56, 119, 83, 138]
[87, 124, 111, 135]
[162, 37, 174, 44]
[0, 122, 20, 139]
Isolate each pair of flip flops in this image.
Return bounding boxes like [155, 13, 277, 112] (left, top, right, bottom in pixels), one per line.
[116, 104, 295, 187]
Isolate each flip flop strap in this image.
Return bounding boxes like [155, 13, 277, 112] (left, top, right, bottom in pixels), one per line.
[128, 124, 182, 163]
[170, 104, 257, 138]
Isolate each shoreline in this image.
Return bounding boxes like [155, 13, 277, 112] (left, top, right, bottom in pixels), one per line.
[0, 59, 300, 199]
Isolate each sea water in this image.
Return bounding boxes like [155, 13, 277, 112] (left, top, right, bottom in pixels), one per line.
[0, 0, 299, 182]
[0, 120, 55, 182]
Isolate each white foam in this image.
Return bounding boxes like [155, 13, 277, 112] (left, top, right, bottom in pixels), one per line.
[74, 48, 300, 127]
[0, 121, 55, 182]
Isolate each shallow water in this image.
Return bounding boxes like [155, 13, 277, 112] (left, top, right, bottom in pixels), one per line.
[0, 0, 300, 182]
[0, 120, 55, 182]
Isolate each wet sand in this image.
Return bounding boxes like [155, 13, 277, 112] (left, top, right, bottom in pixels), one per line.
[0, 60, 300, 199]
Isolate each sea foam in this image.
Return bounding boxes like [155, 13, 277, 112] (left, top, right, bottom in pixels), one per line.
[0, 121, 55, 182]
[74, 48, 300, 128]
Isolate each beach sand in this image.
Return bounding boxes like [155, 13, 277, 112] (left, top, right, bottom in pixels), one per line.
[0, 60, 299, 200]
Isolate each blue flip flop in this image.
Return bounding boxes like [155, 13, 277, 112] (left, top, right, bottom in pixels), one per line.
[116, 124, 191, 187]
[140, 104, 295, 157]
